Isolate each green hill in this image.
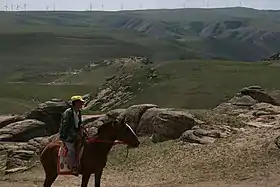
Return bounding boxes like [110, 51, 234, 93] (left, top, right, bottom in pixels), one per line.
[1, 7, 280, 114]
[1, 7, 280, 80]
[1, 58, 280, 114]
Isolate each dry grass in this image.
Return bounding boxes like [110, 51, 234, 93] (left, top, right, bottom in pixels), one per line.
[189, 109, 246, 129]
[1, 125, 280, 186]
[104, 128, 280, 186]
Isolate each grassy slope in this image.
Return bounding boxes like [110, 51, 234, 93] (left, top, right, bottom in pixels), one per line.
[104, 129, 280, 186]
[121, 60, 280, 109]
[102, 110, 280, 185]
[0, 11, 199, 82]
[1, 59, 280, 114]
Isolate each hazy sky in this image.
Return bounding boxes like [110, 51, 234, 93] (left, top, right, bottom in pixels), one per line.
[1, 0, 280, 11]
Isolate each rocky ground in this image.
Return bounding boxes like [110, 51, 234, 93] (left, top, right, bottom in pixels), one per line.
[1, 86, 280, 186]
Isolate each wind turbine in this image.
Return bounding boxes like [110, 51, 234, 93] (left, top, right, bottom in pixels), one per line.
[90, 3, 92, 11]
[121, 3, 124, 10]
[16, 4, 20, 11]
[4, 4, 8, 11]
[46, 5, 49, 11]
[11, 4, 14, 11]
[183, 0, 187, 8]
[205, 0, 209, 8]
[101, 4, 104, 11]
[24, 4, 27, 11]
[225, 0, 229, 7]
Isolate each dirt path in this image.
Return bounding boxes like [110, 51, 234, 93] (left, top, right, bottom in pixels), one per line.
[0, 166, 279, 187]
[1, 178, 280, 187]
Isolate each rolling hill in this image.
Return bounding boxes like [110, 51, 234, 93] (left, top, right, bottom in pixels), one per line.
[1, 7, 280, 114]
[1, 7, 280, 78]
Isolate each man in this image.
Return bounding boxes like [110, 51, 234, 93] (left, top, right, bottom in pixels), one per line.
[59, 95, 85, 175]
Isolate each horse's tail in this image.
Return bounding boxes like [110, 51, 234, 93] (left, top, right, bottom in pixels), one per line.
[39, 143, 48, 159]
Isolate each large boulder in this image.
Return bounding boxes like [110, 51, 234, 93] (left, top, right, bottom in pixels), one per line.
[229, 95, 258, 107]
[0, 120, 46, 142]
[0, 115, 25, 129]
[24, 100, 69, 135]
[124, 104, 159, 132]
[240, 86, 279, 105]
[84, 109, 126, 137]
[137, 108, 205, 143]
[82, 115, 104, 126]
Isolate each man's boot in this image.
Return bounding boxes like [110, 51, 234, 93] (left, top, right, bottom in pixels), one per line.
[71, 166, 79, 176]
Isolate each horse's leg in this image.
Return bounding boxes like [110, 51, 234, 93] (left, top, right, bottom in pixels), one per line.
[43, 172, 58, 187]
[81, 173, 91, 187]
[94, 170, 103, 187]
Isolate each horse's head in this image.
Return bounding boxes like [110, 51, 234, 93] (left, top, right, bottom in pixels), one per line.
[97, 117, 140, 148]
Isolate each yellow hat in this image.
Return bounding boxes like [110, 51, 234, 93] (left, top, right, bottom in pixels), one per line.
[70, 95, 85, 102]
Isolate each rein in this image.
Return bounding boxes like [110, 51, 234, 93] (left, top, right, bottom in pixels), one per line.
[86, 137, 129, 162]
[81, 125, 130, 162]
[86, 138, 125, 145]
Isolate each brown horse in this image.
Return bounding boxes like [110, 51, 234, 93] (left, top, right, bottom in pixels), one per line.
[40, 119, 140, 187]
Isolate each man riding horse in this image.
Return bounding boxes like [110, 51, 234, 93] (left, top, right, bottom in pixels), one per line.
[59, 95, 85, 175]
[41, 95, 140, 187]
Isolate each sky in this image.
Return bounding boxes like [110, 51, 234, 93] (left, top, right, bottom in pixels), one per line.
[1, 0, 280, 11]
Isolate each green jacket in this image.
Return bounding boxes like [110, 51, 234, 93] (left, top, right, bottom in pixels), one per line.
[59, 108, 82, 143]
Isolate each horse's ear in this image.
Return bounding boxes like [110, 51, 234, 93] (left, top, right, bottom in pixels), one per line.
[114, 114, 126, 127]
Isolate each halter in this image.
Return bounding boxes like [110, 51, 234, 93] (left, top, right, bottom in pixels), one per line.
[81, 125, 132, 161]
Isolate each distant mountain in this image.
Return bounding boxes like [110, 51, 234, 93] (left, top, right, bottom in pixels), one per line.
[0, 7, 280, 80]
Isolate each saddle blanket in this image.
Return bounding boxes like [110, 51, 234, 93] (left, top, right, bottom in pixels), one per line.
[57, 144, 84, 175]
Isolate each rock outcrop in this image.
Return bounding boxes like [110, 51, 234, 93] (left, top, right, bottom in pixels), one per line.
[2, 85, 280, 174]
[215, 86, 280, 114]
[215, 86, 280, 129]
[180, 127, 227, 144]
[240, 86, 279, 106]
[0, 120, 46, 142]
[0, 135, 54, 174]
[0, 115, 25, 129]
[137, 108, 205, 143]
[24, 99, 69, 135]
[85, 73, 134, 112]
[239, 103, 280, 128]
[84, 57, 153, 112]
[124, 104, 159, 132]
[0, 99, 70, 174]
